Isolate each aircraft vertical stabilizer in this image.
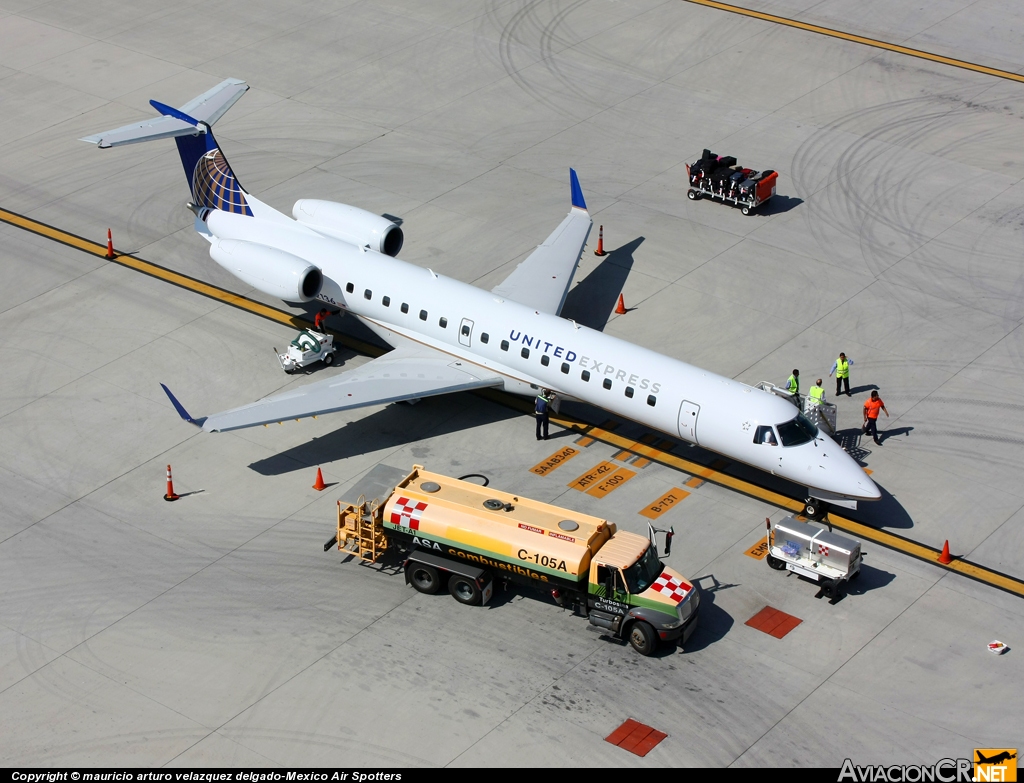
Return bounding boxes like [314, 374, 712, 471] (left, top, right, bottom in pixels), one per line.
[80, 79, 254, 217]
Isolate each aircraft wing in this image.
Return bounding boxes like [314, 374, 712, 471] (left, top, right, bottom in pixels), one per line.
[162, 344, 502, 433]
[491, 169, 592, 315]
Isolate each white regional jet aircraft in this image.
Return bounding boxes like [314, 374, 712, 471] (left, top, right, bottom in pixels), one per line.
[83, 79, 880, 513]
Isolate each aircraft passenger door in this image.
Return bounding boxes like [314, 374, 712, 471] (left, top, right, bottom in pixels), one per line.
[459, 318, 474, 347]
[678, 400, 700, 443]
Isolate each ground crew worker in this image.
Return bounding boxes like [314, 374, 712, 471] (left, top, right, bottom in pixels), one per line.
[809, 379, 826, 405]
[535, 388, 555, 440]
[829, 352, 853, 396]
[785, 369, 800, 404]
[314, 308, 329, 332]
[862, 390, 888, 446]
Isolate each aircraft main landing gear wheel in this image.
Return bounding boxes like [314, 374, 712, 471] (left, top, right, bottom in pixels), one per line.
[803, 499, 828, 520]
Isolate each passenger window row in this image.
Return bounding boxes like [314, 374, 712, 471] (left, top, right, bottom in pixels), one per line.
[346, 282, 655, 407]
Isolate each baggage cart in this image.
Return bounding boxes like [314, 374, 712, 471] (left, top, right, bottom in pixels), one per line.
[686, 151, 778, 215]
[765, 517, 862, 602]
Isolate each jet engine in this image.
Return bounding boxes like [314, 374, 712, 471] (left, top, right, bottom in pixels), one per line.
[292, 199, 403, 257]
[209, 239, 322, 302]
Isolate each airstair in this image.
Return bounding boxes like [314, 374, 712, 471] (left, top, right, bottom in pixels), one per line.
[756, 382, 838, 437]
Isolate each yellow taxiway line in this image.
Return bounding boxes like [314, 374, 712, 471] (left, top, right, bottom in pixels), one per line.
[0, 207, 385, 358]
[2, 206, 1021, 598]
[680, 0, 1024, 84]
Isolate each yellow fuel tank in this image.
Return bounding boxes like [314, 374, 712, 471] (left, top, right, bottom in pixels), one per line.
[382, 466, 615, 583]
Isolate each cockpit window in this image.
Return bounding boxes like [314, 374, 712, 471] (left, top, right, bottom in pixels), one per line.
[623, 545, 663, 594]
[777, 413, 818, 447]
[755, 425, 777, 446]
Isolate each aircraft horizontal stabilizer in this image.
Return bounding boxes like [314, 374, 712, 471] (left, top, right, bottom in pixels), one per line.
[80, 79, 247, 148]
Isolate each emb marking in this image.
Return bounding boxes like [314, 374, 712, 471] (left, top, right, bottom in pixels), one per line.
[745, 540, 770, 560]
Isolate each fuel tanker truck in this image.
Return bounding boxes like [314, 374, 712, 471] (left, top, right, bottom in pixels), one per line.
[325, 466, 700, 655]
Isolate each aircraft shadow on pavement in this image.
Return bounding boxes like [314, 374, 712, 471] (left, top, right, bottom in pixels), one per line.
[558, 398, 917, 532]
[248, 394, 519, 476]
[561, 236, 644, 332]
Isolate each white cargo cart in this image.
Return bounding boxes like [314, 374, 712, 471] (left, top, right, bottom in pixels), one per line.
[765, 517, 862, 603]
[275, 328, 336, 373]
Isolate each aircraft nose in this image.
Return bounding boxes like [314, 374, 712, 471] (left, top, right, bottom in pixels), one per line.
[830, 439, 881, 500]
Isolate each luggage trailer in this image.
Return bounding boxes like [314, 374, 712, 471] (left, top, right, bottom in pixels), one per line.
[686, 153, 778, 215]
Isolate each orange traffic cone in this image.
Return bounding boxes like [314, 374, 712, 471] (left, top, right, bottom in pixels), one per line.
[312, 467, 326, 491]
[163, 464, 180, 502]
[105, 229, 115, 259]
[938, 540, 952, 564]
[614, 294, 627, 315]
[594, 225, 607, 256]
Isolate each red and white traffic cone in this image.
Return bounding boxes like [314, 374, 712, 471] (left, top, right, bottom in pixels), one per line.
[312, 467, 326, 491]
[105, 229, 115, 259]
[614, 294, 627, 315]
[937, 540, 952, 564]
[164, 464, 180, 502]
[594, 225, 607, 256]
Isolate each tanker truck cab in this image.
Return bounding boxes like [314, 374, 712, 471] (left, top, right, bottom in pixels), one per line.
[588, 532, 700, 655]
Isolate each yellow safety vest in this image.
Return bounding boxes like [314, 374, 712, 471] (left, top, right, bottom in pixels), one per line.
[836, 358, 849, 379]
[787, 375, 798, 394]
[809, 385, 825, 404]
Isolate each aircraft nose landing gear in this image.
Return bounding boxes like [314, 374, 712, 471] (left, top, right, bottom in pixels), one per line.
[803, 498, 830, 522]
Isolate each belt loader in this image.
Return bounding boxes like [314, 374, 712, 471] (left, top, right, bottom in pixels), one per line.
[325, 466, 700, 656]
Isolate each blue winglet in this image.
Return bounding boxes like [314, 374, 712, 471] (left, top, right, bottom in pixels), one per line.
[569, 168, 587, 211]
[160, 383, 203, 427]
[149, 100, 201, 127]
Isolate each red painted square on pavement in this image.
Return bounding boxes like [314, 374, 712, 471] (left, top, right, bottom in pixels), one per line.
[606, 719, 667, 757]
[745, 606, 802, 639]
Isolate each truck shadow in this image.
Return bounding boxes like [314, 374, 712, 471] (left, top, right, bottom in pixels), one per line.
[679, 576, 735, 654]
[561, 236, 643, 332]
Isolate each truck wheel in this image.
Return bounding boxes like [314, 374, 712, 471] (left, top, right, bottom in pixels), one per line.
[741, 205, 751, 215]
[627, 621, 658, 656]
[448, 575, 482, 606]
[323, 352, 334, 366]
[409, 563, 442, 595]
[687, 189, 699, 200]
[766, 554, 787, 571]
